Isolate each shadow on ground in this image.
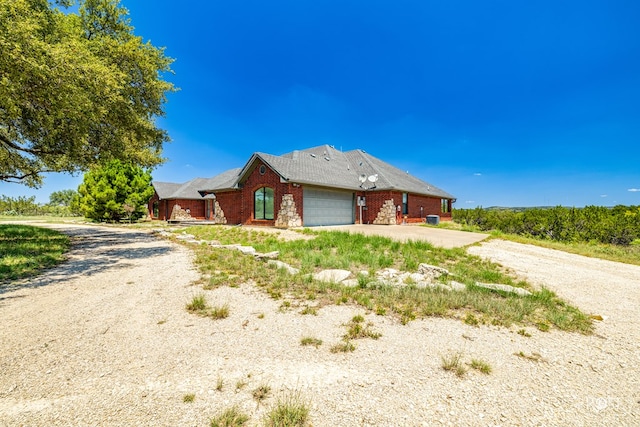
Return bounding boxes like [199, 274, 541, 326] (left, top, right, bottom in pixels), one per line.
[0, 225, 172, 295]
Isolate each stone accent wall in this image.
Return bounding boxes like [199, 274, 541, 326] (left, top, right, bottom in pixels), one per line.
[373, 199, 398, 225]
[274, 194, 302, 228]
[213, 200, 227, 224]
[170, 204, 194, 221]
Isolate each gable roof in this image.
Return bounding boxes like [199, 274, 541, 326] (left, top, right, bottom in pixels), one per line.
[200, 168, 242, 192]
[234, 145, 454, 199]
[157, 145, 454, 200]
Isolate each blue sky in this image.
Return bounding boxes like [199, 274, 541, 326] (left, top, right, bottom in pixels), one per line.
[2, 0, 640, 207]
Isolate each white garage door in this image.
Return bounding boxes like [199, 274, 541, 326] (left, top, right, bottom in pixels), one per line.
[303, 188, 354, 226]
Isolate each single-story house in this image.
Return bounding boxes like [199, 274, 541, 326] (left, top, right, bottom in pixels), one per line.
[148, 145, 455, 227]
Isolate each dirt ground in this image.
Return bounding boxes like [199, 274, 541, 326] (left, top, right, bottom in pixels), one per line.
[0, 222, 638, 426]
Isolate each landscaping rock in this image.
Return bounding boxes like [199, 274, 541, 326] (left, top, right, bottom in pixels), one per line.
[267, 260, 299, 275]
[449, 281, 467, 291]
[418, 263, 450, 277]
[475, 282, 532, 297]
[255, 251, 280, 260]
[313, 269, 352, 283]
[341, 279, 360, 287]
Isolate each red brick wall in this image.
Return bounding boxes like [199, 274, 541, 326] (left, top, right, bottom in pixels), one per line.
[353, 191, 452, 224]
[407, 194, 451, 220]
[147, 192, 207, 220]
[240, 160, 299, 226]
[215, 191, 242, 224]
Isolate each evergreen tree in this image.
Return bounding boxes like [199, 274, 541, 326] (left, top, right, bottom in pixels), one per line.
[76, 160, 153, 222]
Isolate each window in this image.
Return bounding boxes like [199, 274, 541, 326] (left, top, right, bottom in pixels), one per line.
[254, 187, 274, 220]
[441, 199, 451, 213]
[152, 201, 159, 218]
[402, 193, 408, 215]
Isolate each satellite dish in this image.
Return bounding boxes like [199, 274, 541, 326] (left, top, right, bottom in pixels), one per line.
[358, 174, 367, 183]
[368, 174, 378, 183]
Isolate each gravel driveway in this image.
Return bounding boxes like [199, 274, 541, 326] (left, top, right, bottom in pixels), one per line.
[1, 223, 638, 426]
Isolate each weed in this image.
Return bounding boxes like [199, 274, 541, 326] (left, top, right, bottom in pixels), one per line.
[441, 351, 467, 378]
[210, 406, 249, 427]
[300, 306, 318, 315]
[216, 376, 224, 391]
[257, 313, 265, 319]
[210, 304, 230, 319]
[343, 316, 381, 340]
[186, 294, 208, 312]
[536, 322, 550, 332]
[464, 312, 480, 326]
[330, 340, 356, 353]
[517, 328, 531, 337]
[252, 384, 271, 402]
[515, 351, 544, 362]
[183, 393, 195, 403]
[300, 337, 323, 348]
[262, 390, 310, 427]
[157, 319, 167, 325]
[235, 379, 248, 391]
[469, 359, 492, 374]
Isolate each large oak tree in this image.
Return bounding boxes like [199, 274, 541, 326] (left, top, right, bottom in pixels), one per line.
[0, 0, 175, 187]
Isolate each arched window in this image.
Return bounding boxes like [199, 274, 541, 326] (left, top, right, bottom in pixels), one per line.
[254, 187, 274, 220]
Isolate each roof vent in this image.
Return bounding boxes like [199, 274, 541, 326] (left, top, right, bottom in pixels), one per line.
[324, 156, 330, 161]
[310, 153, 316, 158]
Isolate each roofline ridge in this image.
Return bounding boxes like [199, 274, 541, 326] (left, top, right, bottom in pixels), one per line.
[359, 151, 393, 188]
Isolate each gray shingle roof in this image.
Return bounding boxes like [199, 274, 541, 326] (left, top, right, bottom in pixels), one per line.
[199, 168, 242, 192]
[155, 146, 454, 200]
[243, 145, 455, 199]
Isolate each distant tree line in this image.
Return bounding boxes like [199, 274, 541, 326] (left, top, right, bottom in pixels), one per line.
[453, 205, 640, 246]
[0, 193, 79, 217]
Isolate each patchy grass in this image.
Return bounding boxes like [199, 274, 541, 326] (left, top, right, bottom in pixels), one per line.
[177, 225, 593, 333]
[262, 390, 310, 427]
[441, 351, 467, 378]
[0, 224, 70, 283]
[300, 337, 323, 348]
[469, 359, 492, 375]
[252, 384, 272, 402]
[186, 294, 208, 312]
[186, 294, 230, 320]
[210, 406, 249, 427]
[330, 340, 356, 353]
[210, 304, 230, 319]
[343, 315, 382, 340]
[183, 393, 195, 403]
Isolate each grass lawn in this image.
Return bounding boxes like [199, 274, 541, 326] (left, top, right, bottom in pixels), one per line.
[0, 224, 70, 283]
[178, 225, 593, 333]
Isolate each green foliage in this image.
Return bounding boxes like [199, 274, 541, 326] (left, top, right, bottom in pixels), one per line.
[76, 159, 153, 222]
[453, 205, 640, 246]
[0, 195, 40, 216]
[49, 189, 77, 207]
[0, 224, 69, 283]
[0, 0, 175, 187]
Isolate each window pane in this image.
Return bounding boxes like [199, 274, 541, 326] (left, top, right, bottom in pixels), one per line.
[255, 188, 265, 219]
[265, 187, 274, 220]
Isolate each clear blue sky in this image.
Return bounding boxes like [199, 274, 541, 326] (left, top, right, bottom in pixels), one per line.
[2, 0, 640, 208]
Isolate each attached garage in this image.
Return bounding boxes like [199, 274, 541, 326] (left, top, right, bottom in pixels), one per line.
[303, 187, 355, 226]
